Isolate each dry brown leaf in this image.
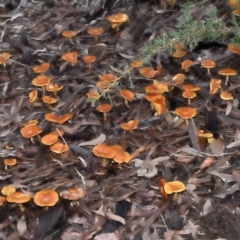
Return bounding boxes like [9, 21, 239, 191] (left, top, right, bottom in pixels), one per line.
[94, 233, 119, 240]
[201, 199, 211, 216]
[208, 137, 225, 155]
[232, 170, 240, 183]
[200, 157, 214, 170]
[94, 209, 126, 225]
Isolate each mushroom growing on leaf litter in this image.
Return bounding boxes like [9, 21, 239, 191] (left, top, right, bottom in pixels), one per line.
[61, 52, 78, 65]
[34, 189, 59, 208]
[175, 106, 197, 124]
[218, 68, 237, 85]
[87, 27, 104, 43]
[107, 13, 129, 29]
[95, 104, 112, 121]
[60, 187, 86, 201]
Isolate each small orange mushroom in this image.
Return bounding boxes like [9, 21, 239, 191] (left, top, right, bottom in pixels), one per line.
[107, 13, 129, 29]
[32, 75, 51, 93]
[139, 67, 157, 78]
[23, 120, 38, 126]
[6, 192, 31, 211]
[86, 89, 99, 99]
[45, 83, 63, 96]
[164, 181, 186, 200]
[113, 151, 131, 163]
[20, 124, 42, 142]
[119, 89, 134, 107]
[130, 59, 143, 68]
[218, 68, 237, 85]
[33, 62, 50, 75]
[0, 52, 11, 67]
[182, 91, 196, 104]
[4, 158, 17, 166]
[182, 84, 200, 92]
[60, 187, 86, 200]
[201, 60, 215, 74]
[44, 112, 73, 124]
[34, 189, 59, 207]
[175, 106, 197, 124]
[87, 27, 104, 43]
[100, 73, 118, 83]
[172, 49, 187, 59]
[50, 142, 69, 154]
[220, 92, 233, 102]
[41, 133, 59, 146]
[62, 30, 76, 43]
[82, 55, 96, 69]
[181, 59, 192, 72]
[172, 73, 185, 85]
[120, 119, 138, 132]
[95, 104, 112, 120]
[42, 95, 58, 104]
[209, 79, 221, 94]
[29, 89, 38, 103]
[228, 43, 240, 55]
[61, 52, 78, 65]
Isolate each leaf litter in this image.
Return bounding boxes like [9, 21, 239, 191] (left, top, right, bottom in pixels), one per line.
[1, 0, 240, 239]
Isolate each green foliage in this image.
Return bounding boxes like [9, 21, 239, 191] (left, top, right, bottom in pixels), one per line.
[142, 2, 240, 61]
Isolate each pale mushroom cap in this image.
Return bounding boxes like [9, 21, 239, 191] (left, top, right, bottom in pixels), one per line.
[33, 62, 50, 73]
[119, 89, 134, 101]
[34, 189, 59, 207]
[218, 68, 237, 76]
[32, 76, 51, 87]
[96, 104, 112, 113]
[107, 13, 129, 23]
[92, 144, 117, 159]
[60, 187, 86, 200]
[164, 181, 186, 194]
[201, 59, 215, 69]
[6, 192, 31, 204]
[1, 185, 16, 196]
[21, 125, 42, 138]
[175, 107, 197, 119]
[220, 92, 233, 100]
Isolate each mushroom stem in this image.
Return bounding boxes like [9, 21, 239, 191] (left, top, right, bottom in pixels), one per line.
[188, 98, 191, 105]
[125, 99, 130, 108]
[94, 36, 98, 43]
[103, 113, 107, 121]
[102, 158, 107, 167]
[173, 192, 178, 201]
[130, 146, 145, 160]
[185, 119, 189, 125]
[19, 203, 25, 212]
[68, 38, 73, 44]
[225, 76, 229, 85]
[88, 64, 92, 70]
[207, 68, 210, 75]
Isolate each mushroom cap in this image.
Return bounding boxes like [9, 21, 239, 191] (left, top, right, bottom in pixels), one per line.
[42, 95, 58, 104]
[164, 181, 186, 194]
[209, 79, 221, 94]
[110, 145, 123, 152]
[49, 129, 64, 137]
[96, 80, 111, 89]
[145, 81, 169, 94]
[198, 131, 213, 138]
[181, 59, 193, 70]
[87, 27, 104, 36]
[182, 84, 200, 92]
[144, 93, 164, 102]
[172, 73, 185, 85]
[4, 158, 17, 166]
[96, 104, 112, 113]
[29, 89, 38, 103]
[23, 120, 38, 126]
[34, 189, 59, 207]
[0, 52, 11, 64]
[139, 67, 156, 78]
[119, 89, 134, 102]
[218, 68, 237, 76]
[182, 91, 196, 100]
[44, 112, 73, 124]
[86, 89, 99, 99]
[232, 9, 240, 16]
[1, 185, 16, 196]
[50, 142, 69, 154]
[175, 107, 197, 119]
[113, 151, 131, 163]
[130, 59, 143, 68]
[220, 92, 233, 100]
[92, 144, 117, 159]
[82, 55, 97, 64]
[172, 50, 187, 58]
[33, 62, 50, 74]
[46, 83, 63, 93]
[100, 73, 118, 83]
[61, 30, 76, 38]
[120, 119, 138, 131]
[228, 43, 240, 55]
[32, 76, 51, 87]
[107, 13, 129, 24]
[152, 97, 166, 115]
[61, 52, 78, 65]
[6, 192, 31, 204]
[159, 178, 168, 200]
[20, 124, 42, 138]
[60, 187, 86, 200]
[41, 133, 59, 146]
[201, 59, 215, 69]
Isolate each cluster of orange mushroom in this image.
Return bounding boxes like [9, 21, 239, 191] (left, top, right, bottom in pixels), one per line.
[0, 185, 85, 209]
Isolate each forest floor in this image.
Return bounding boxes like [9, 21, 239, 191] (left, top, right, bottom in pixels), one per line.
[1, 0, 240, 239]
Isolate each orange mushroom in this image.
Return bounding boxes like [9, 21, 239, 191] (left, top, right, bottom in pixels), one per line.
[86, 89, 99, 99]
[107, 13, 129, 29]
[20, 124, 42, 142]
[182, 84, 200, 92]
[209, 79, 221, 94]
[50, 142, 69, 154]
[23, 119, 38, 126]
[62, 30, 76, 43]
[32, 75, 51, 93]
[41, 133, 59, 146]
[100, 73, 118, 83]
[119, 89, 134, 107]
[201, 60, 215, 74]
[44, 112, 73, 124]
[228, 43, 240, 55]
[96, 80, 111, 89]
[1, 185, 16, 196]
[95, 104, 112, 120]
[159, 179, 168, 200]
[151, 97, 166, 115]
[34, 189, 59, 207]
[172, 73, 185, 85]
[182, 91, 196, 104]
[120, 119, 138, 132]
[130, 59, 143, 68]
[220, 92, 233, 102]
[145, 81, 169, 94]
[164, 181, 186, 200]
[181, 59, 192, 72]
[29, 89, 38, 103]
[6, 192, 31, 211]
[61, 52, 78, 65]
[87, 27, 104, 43]
[45, 83, 63, 96]
[218, 68, 237, 85]
[33, 62, 50, 75]
[42, 95, 58, 104]
[0, 52, 11, 67]
[139, 67, 157, 78]
[172, 49, 187, 59]
[82, 55, 96, 69]
[175, 106, 197, 124]
[113, 151, 131, 163]
[4, 158, 17, 166]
